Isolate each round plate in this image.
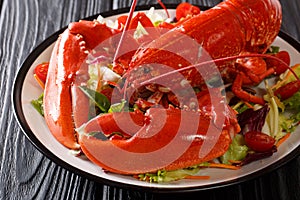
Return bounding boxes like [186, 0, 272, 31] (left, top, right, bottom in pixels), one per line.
[12, 5, 300, 192]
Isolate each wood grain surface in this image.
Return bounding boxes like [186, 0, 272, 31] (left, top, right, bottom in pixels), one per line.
[1, 0, 300, 199]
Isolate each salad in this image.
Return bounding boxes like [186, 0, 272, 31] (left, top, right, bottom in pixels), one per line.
[31, 4, 300, 183]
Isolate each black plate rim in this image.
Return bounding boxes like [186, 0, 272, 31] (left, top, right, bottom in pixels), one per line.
[12, 4, 300, 193]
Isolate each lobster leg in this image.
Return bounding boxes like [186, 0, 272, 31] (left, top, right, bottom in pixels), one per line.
[235, 57, 274, 85]
[231, 73, 264, 105]
[231, 57, 276, 105]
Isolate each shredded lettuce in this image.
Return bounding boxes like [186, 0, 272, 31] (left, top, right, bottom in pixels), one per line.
[283, 91, 300, 113]
[136, 163, 210, 183]
[137, 168, 200, 183]
[146, 7, 168, 24]
[280, 64, 300, 83]
[87, 64, 120, 91]
[281, 91, 300, 131]
[232, 101, 252, 114]
[279, 114, 295, 133]
[220, 134, 248, 164]
[261, 82, 300, 141]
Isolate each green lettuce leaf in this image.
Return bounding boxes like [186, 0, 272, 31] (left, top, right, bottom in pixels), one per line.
[31, 93, 44, 116]
[281, 91, 300, 130]
[108, 99, 127, 113]
[136, 163, 212, 183]
[220, 134, 248, 164]
[278, 114, 295, 137]
[137, 168, 200, 183]
[79, 86, 110, 113]
[283, 91, 300, 112]
[267, 46, 280, 54]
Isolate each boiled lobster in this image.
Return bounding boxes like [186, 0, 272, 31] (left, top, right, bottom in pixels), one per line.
[42, 0, 299, 175]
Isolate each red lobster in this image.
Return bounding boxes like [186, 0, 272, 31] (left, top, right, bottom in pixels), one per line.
[42, 0, 299, 174]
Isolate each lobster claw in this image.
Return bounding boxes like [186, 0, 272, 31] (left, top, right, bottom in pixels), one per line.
[77, 90, 240, 175]
[78, 107, 237, 174]
[44, 21, 113, 149]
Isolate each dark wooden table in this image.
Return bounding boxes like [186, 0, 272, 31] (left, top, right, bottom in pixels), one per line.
[1, 0, 300, 199]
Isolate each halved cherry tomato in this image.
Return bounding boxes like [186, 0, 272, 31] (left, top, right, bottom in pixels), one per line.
[244, 131, 276, 152]
[34, 62, 49, 83]
[274, 80, 300, 100]
[176, 2, 200, 21]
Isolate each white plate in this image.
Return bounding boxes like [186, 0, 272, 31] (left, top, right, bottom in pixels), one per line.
[12, 6, 300, 192]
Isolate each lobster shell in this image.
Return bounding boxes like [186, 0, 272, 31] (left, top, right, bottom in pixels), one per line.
[129, 0, 282, 88]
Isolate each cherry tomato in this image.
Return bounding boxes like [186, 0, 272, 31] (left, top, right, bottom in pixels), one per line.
[274, 80, 300, 100]
[34, 62, 49, 83]
[244, 131, 276, 152]
[176, 2, 200, 21]
[265, 51, 290, 75]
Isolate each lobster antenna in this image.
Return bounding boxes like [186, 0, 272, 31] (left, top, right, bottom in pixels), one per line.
[113, 0, 138, 63]
[157, 0, 170, 18]
[139, 54, 299, 86]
